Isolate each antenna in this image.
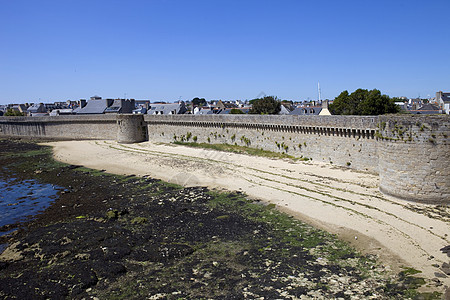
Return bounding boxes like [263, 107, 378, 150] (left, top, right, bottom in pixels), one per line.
[318, 82, 322, 102]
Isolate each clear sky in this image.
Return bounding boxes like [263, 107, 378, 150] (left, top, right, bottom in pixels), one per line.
[1, 0, 449, 104]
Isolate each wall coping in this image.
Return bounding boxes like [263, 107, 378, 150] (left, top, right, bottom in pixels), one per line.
[0, 115, 118, 123]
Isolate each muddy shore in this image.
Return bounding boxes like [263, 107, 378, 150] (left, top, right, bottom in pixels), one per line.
[0, 139, 443, 299]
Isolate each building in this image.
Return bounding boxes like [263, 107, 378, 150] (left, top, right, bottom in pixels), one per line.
[49, 109, 75, 116]
[27, 103, 47, 116]
[193, 107, 214, 115]
[409, 103, 442, 115]
[104, 99, 135, 114]
[436, 91, 450, 114]
[77, 98, 113, 114]
[278, 105, 293, 115]
[75, 96, 135, 115]
[147, 102, 187, 115]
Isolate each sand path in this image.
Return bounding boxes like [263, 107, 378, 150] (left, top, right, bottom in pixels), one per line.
[46, 140, 449, 289]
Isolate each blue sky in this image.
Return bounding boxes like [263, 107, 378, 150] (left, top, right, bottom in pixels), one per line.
[0, 0, 449, 104]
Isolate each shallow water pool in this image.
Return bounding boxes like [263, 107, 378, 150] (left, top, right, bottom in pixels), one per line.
[0, 177, 62, 229]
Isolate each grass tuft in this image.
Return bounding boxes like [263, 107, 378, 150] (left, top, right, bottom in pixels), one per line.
[173, 142, 309, 161]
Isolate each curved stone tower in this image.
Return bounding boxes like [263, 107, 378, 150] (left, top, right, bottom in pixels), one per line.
[377, 115, 449, 204]
[117, 114, 147, 144]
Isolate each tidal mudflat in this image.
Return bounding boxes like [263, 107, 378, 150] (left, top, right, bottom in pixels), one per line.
[0, 139, 441, 299]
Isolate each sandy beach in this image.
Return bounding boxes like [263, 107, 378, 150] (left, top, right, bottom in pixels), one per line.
[47, 140, 450, 289]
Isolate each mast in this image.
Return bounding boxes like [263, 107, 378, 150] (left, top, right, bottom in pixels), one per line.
[318, 82, 322, 102]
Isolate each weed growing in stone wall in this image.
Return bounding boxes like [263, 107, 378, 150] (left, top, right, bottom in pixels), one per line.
[275, 141, 288, 152]
[375, 131, 382, 139]
[231, 134, 236, 142]
[193, 136, 198, 142]
[207, 137, 211, 143]
[209, 131, 219, 139]
[419, 124, 428, 131]
[186, 132, 192, 141]
[240, 136, 251, 146]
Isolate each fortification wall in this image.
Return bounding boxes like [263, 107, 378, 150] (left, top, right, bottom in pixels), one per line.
[0, 115, 118, 140]
[0, 114, 448, 203]
[378, 115, 450, 203]
[144, 115, 380, 173]
[117, 114, 147, 143]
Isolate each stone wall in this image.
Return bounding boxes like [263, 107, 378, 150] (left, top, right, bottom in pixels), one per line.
[377, 115, 450, 203]
[0, 114, 448, 204]
[144, 115, 380, 173]
[0, 115, 118, 140]
[117, 114, 147, 143]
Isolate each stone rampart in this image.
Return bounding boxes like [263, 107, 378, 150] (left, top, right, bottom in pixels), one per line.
[377, 115, 449, 203]
[0, 115, 118, 140]
[117, 114, 147, 143]
[144, 115, 379, 173]
[0, 114, 448, 204]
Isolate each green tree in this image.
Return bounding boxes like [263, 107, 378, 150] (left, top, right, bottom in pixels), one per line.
[230, 108, 244, 114]
[249, 96, 281, 115]
[281, 100, 293, 105]
[329, 89, 400, 115]
[4, 109, 24, 116]
[192, 97, 206, 107]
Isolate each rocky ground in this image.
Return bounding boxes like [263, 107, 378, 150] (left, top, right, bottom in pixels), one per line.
[0, 139, 443, 299]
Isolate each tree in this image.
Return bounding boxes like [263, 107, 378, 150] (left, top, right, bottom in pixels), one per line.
[281, 100, 293, 105]
[192, 97, 206, 107]
[329, 89, 400, 115]
[230, 108, 244, 114]
[4, 109, 24, 116]
[249, 96, 281, 115]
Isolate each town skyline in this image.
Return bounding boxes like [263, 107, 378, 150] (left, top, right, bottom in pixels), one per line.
[1, 0, 449, 105]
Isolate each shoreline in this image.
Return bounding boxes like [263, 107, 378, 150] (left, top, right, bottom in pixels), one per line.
[0, 138, 448, 298]
[47, 140, 450, 290]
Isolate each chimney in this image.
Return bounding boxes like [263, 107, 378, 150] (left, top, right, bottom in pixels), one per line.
[79, 99, 87, 108]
